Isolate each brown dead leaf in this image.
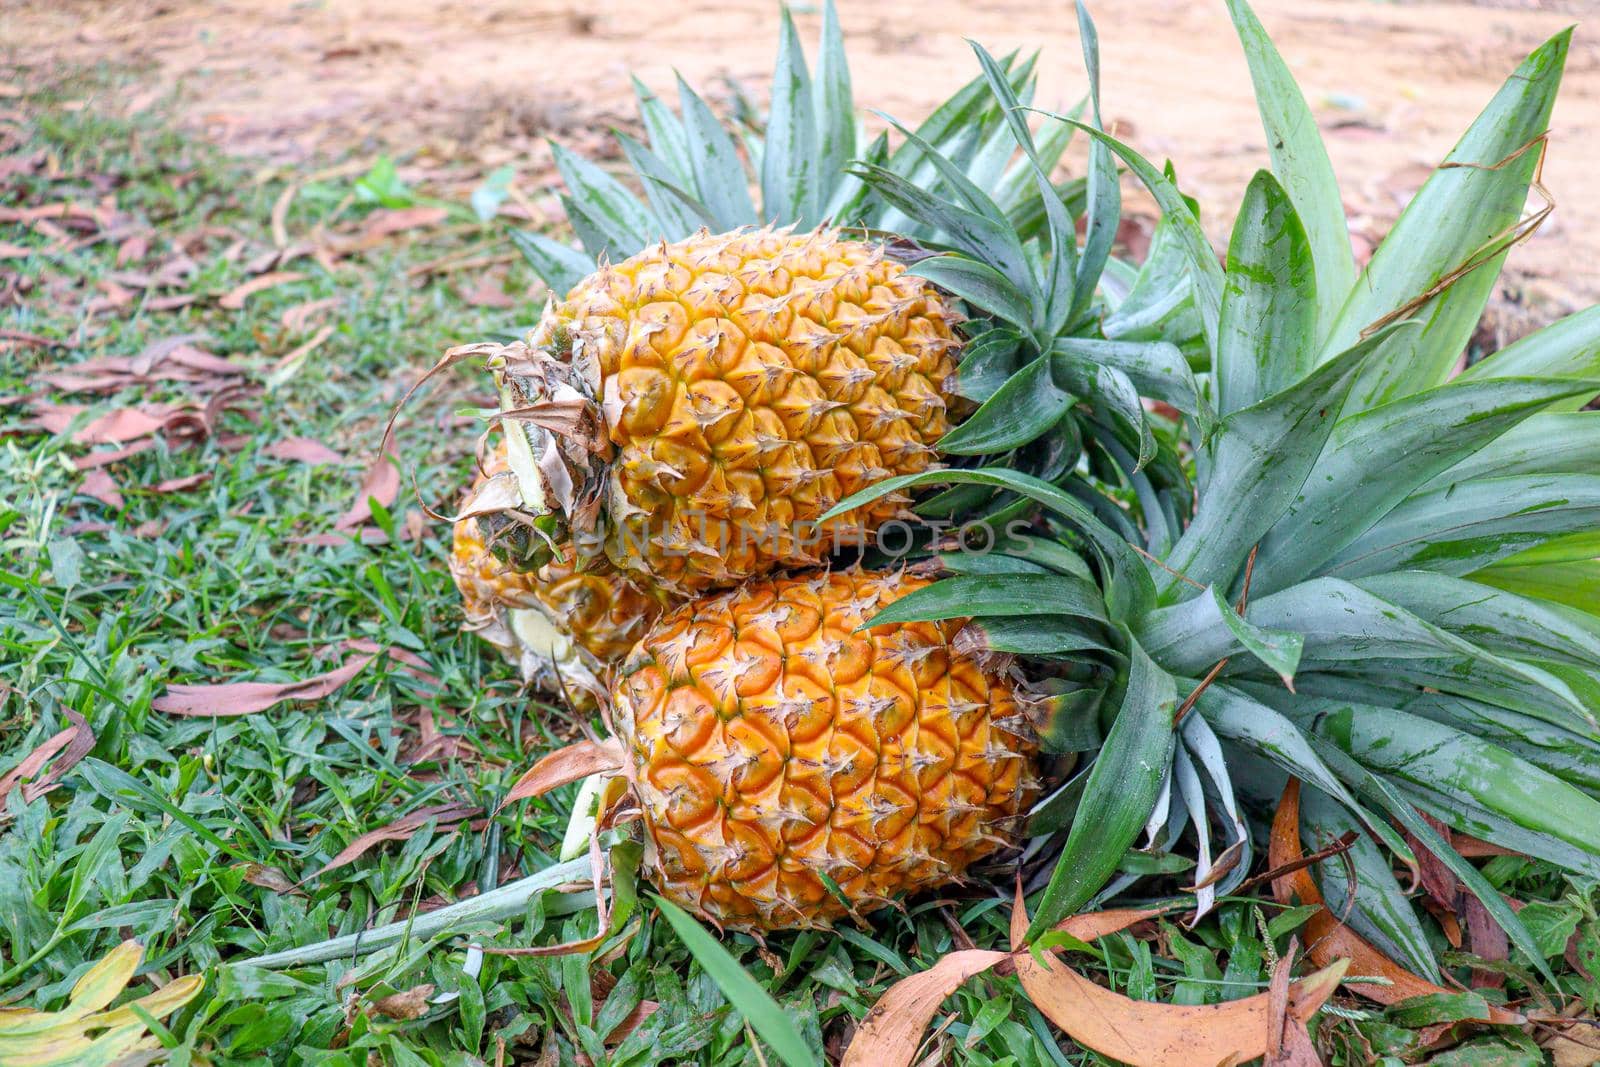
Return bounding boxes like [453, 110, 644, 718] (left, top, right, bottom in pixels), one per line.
[840, 949, 1008, 1067]
[0, 710, 93, 807]
[0, 241, 31, 259]
[500, 738, 626, 811]
[309, 802, 479, 880]
[334, 448, 400, 530]
[236, 862, 300, 894]
[280, 296, 339, 334]
[361, 206, 448, 240]
[145, 293, 200, 313]
[154, 473, 211, 493]
[460, 271, 516, 309]
[50, 405, 171, 444]
[218, 270, 305, 310]
[151, 649, 378, 717]
[116, 233, 150, 265]
[1008, 885, 1347, 1067]
[1269, 780, 1522, 1021]
[74, 439, 160, 470]
[80, 468, 123, 508]
[263, 437, 345, 465]
[371, 984, 435, 1021]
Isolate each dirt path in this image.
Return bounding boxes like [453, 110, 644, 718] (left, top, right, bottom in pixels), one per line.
[7, 0, 1597, 314]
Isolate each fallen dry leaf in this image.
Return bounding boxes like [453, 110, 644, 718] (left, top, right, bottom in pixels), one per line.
[218, 270, 305, 310]
[309, 802, 479, 880]
[236, 862, 300, 895]
[0, 710, 93, 807]
[1008, 886, 1348, 1067]
[263, 437, 344, 465]
[459, 271, 516, 309]
[501, 738, 627, 810]
[1269, 779, 1521, 1021]
[280, 296, 339, 333]
[371, 983, 436, 1020]
[333, 448, 400, 530]
[0, 241, 31, 258]
[151, 649, 378, 717]
[153, 473, 211, 493]
[362, 205, 448, 240]
[79, 468, 123, 508]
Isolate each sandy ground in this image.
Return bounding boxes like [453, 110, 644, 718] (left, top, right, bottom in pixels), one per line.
[5, 0, 1598, 317]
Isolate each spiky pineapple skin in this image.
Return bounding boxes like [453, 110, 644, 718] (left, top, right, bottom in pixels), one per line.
[612, 569, 1035, 930]
[536, 227, 963, 596]
[449, 447, 661, 685]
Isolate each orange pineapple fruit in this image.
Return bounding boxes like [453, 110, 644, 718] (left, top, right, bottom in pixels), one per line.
[466, 226, 965, 598]
[449, 443, 662, 701]
[610, 568, 1036, 930]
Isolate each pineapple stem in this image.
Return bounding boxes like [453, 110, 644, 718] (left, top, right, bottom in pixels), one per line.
[243, 856, 594, 969]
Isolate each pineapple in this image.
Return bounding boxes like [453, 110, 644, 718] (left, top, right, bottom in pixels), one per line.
[477, 227, 965, 598]
[612, 568, 1035, 929]
[449, 442, 661, 700]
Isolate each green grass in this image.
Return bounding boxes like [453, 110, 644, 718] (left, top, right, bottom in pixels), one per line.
[2, 69, 1597, 1067]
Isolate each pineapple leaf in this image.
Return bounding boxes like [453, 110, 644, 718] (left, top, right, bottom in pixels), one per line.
[851, 154, 1032, 296]
[1458, 304, 1600, 410]
[936, 353, 1073, 455]
[507, 229, 592, 295]
[1027, 638, 1177, 937]
[1072, 1, 1120, 326]
[907, 254, 1036, 340]
[969, 42, 1078, 337]
[632, 75, 695, 186]
[1251, 376, 1599, 596]
[1052, 337, 1203, 420]
[1323, 473, 1600, 581]
[1354, 571, 1600, 670]
[1223, 0, 1354, 337]
[1472, 559, 1600, 616]
[1302, 788, 1442, 982]
[548, 143, 653, 257]
[653, 896, 820, 1067]
[1217, 170, 1316, 416]
[951, 325, 1028, 402]
[674, 74, 757, 229]
[1051, 117, 1223, 357]
[810, 0, 855, 206]
[762, 7, 819, 227]
[1208, 586, 1303, 686]
[994, 104, 1080, 217]
[968, 616, 1115, 656]
[1158, 322, 1411, 600]
[614, 132, 707, 240]
[1325, 29, 1570, 411]
[1306, 720, 1581, 982]
[1196, 683, 1410, 858]
[863, 572, 1108, 627]
[1421, 412, 1600, 488]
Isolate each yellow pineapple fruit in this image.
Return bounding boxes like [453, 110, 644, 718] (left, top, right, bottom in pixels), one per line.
[465, 226, 965, 598]
[449, 443, 662, 701]
[607, 568, 1035, 930]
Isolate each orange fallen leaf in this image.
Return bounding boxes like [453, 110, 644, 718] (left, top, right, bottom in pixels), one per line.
[500, 738, 626, 810]
[309, 801, 479, 880]
[218, 270, 305, 310]
[151, 650, 377, 717]
[841, 901, 1179, 1067]
[0, 241, 31, 258]
[1008, 885, 1348, 1067]
[334, 448, 400, 530]
[80, 469, 123, 508]
[0, 710, 93, 805]
[268, 323, 334, 384]
[1269, 779, 1522, 1021]
[371, 983, 436, 1020]
[361, 206, 448, 240]
[263, 437, 345, 465]
[153, 473, 211, 494]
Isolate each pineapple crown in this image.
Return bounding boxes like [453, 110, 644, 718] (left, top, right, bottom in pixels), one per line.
[825, 6, 1600, 974]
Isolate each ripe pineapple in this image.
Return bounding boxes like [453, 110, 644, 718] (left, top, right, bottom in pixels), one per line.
[449, 443, 661, 700]
[479, 227, 964, 598]
[612, 568, 1036, 929]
